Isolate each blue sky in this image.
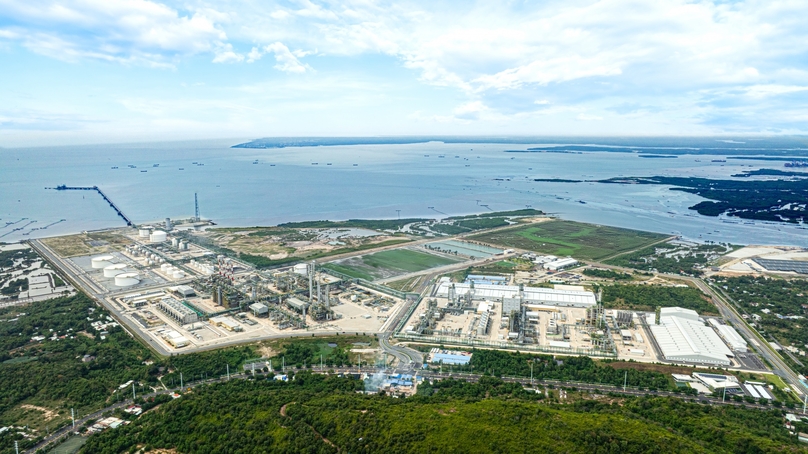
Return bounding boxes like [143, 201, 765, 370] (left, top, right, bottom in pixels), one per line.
[2, 0, 808, 146]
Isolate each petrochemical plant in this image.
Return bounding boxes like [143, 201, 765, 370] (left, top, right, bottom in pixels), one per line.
[36, 221, 408, 354]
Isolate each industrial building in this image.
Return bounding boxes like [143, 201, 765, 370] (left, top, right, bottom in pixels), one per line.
[162, 330, 189, 348]
[210, 316, 242, 332]
[428, 349, 472, 365]
[543, 257, 579, 271]
[286, 297, 310, 313]
[693, 373, 742, 393]
[174, 285, 196, 297]
[249, 302, 269, 317]
[751, 258, 808, 274]
[707, 318, 748, 352]
[435, 282, 597, 308]
[156, 297, 199, 325]
[649, 307, 733, 366]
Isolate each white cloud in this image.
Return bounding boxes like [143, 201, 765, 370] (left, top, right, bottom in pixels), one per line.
[0, 0, 229, 66]
[212, 42, 243, 63]
[245, 42, 311, 73]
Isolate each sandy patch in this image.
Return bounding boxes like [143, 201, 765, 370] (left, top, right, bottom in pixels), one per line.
[20, 404, 58, 421]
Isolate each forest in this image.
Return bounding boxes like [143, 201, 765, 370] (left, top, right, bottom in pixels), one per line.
[81, 372, 806, 454]
[599, 176, 808, 224]
[443, 349, 674, 391]
[714, 276, 808, 371]
[0, 293, 257, 453]
[583, 268, 633, 280]
[600, 284, 717, 314]
[605, 242, 730, 276]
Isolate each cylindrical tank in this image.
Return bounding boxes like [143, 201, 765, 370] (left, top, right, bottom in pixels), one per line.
[179, 240, 187, 250]
[91, 255, 115, 269]
[171, 238, 179, 247]
[147, 260, 153, 265]
[150, 230, 167, 243]
[172, 270, 185, 279]
[114, 272, 140, 287]
[103, 263, 128, 278]
[160, 264, 170, 272]
[138, 229, 150, 238]
[293, 263, 309, 276]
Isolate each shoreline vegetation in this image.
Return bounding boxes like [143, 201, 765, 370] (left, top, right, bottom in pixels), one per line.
[531, 176, 808, 224]
[232, 136, 808, 156]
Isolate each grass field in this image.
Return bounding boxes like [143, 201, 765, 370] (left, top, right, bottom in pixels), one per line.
[324, 249, 461, 280]
[468, 220, 667, 261]
[49, 435, 87, 454]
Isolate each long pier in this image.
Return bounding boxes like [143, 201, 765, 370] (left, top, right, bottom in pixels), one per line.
[46, 185, 134, 227]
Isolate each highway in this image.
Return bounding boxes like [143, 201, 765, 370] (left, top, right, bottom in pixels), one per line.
[585, 258, 808, 396]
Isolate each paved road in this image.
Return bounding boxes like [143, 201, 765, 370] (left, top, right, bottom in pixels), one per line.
[584, 257, 808, 396]
[29, 239, 176, 356]
[373, 252, 516, 285]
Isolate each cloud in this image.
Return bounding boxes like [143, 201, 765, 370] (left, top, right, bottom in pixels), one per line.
[0, 0, 229, 66]
[246, 42, 311, 73]
[212, 42, 243, 63]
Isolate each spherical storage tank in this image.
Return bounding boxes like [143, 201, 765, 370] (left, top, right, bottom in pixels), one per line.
[150, 230, 167, 243]
[103, 263, 128, 278]
[91, 255, 115, 269]
[114, 272, 140, 287]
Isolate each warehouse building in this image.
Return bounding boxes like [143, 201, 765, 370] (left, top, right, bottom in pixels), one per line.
[156, 297, 199, 325]
[544, 257, 579, 271]
[249, 302, 269, 317]
[162, 330, 190, 348]
[649, 307, 733, 366]
[707, 318, 748, 352]
[436, 282, 596, 308]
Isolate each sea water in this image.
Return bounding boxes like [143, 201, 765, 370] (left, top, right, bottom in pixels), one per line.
[1, 138, 806, 247]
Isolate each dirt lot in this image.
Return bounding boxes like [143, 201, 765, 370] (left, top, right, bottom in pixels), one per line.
[43, 231, 130, 257]
[201, 227, 405, 260]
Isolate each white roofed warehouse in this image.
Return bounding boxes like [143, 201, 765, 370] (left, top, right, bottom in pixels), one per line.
[649, 307, 733, 366]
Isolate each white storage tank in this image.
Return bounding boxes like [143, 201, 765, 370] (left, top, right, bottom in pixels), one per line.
[171, 238, 179, 247]
[103, 263, 128, 278]
[150, 230, 167, 243]
[178, 240, 188, 250]
[114, 272, 140, 287]
[91, 255, 115, 269]
[293, 263, 309, 276]
[161, 264, 171, 272]
[172, 270, 185, 279]
[138, 229, 151, 238]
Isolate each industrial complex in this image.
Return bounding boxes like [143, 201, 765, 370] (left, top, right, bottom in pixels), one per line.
[23, 215, 781, 385]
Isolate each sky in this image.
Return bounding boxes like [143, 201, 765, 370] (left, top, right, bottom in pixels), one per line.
[2, 0, 808, 147]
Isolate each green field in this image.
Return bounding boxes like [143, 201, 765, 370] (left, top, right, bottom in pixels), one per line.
[324, 249, 461, 280]
[468, 220, 667, 261]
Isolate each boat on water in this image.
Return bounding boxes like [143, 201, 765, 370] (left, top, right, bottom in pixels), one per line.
[353, 164, 358, 166]
[141, 170, 147, 173]
[179, 168, 184, 170]
[270, 164, 276, 167]
[327, 163, 332, 165]
[111, 166, 118, 169]
[578, 200, 586, 204]
[153, 164, 159, 167]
